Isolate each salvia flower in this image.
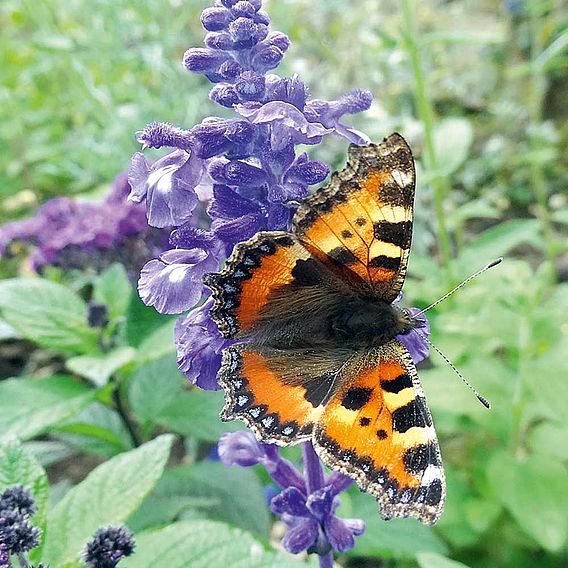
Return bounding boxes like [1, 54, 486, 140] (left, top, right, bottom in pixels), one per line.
[0, 173, 165, 277]
[0, 486, 41, 560]
[82, 525, 135, 568]
[130, 0, 373, 391]
[219, 433, 365, 561]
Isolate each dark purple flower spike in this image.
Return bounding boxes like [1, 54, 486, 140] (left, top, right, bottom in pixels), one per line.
[82, 525, 135, 568]
[0, 174, 165, 277]
[0, 486, 42, 566]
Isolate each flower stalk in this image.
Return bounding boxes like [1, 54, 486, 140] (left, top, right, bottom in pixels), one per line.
[401, 0, 453, 281]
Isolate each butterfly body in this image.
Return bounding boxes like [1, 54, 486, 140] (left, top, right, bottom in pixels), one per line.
[206, 133, 446, 525]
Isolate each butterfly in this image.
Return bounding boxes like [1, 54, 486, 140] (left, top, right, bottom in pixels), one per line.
[205, 133, 445, 524]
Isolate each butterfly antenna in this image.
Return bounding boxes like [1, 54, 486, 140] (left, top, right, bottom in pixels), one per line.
[415, 330, 491, 409]
[414, 257, 503, 317]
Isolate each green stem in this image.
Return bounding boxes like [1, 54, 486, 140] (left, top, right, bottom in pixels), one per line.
[401, 0, 453, 279]
[16, 553, 31, 568]
[528, 3, 557, 283]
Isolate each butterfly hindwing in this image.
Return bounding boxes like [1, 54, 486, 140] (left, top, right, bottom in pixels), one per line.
[294, 133, 415, 302]
[312, 341, 445, 525]
[219, 343, 327, 444]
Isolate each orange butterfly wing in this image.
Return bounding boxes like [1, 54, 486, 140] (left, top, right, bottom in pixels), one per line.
[313, 341, 445, 525]
[294, 133, 415, 302]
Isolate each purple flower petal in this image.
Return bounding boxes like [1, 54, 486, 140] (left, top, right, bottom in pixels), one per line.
[174, 298, 230, 389]
[236, 101, 332, 148]
[138, 248, 211, 314]
[218, 431, 265, 467]
[270, 487, 309, 517]
[323, 515, 356, 553]
[128, 150, 203, 228]
[208, 184, 261, 219]
[281, 519, 319, 554]
[394, 294, 431, 364]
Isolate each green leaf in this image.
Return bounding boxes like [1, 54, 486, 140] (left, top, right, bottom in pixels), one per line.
[0, 375, 96, 441]
[135, 319, 176, 363]
[56, 402, 133, 457]
[417, 552, 472, 568]
[0, 439, 49, 539]
[40, 434, 174, 567]
[488, 450, 568, 552]
[128, 354, 185, 427]
[526, 340, 568, 424]
[0, 278, 98, 353]
[129, 462, 270, 537]
[125, 293, 175, 348]
[66, 346, 135, 387]
[122, 520, 303, 568]
[157, 390, 244, 442]
[433, 117, 473, 175]
[92, 263, 133, 320]
[0, 317, 19, 341]
[345, 492, 447, 559]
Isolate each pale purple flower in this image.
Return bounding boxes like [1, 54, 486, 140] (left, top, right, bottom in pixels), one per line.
[128, 150, 203, 229]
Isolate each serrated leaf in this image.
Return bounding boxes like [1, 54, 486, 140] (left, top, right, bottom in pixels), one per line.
[433, 117, 473, 175]
[488, 450, 568, 552]
[0, 439, 49, 538]
[66, 346, 135, 387]
[417, 552, 472, 568]
[128, 462, 270, 537]
[93, 263, 133, 320]
[0, 375, 96, 441]
[345, 492, 447, 559]
[157, 390, 244, 442]
[128, 354, 184, 426]
[40, 434, 174, 567]
[122, 520, 303, 568]
[0, 278, 98, 353]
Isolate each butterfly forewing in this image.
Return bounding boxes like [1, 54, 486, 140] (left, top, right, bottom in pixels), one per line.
[294, 133, 415, 302]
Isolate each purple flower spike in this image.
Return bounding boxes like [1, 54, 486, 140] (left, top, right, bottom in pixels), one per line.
[175, 298, 231, 390]
[82, 525, 135, 568]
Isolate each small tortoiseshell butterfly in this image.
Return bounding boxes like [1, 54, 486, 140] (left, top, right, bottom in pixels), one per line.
[205, 133, 445, 524]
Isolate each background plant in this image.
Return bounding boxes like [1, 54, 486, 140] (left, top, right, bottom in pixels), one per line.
[0, 0, 567, 567]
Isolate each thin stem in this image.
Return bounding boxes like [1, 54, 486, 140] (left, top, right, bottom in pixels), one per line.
[302, 442, 325, 494]
[401, 0, 453, 279]
[528, 2, 557, 282]
[16, 553, 31, 568]
[112, 382, 143, 447]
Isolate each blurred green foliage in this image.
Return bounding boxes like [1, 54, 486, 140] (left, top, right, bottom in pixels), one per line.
[1, 0, 567, 567]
